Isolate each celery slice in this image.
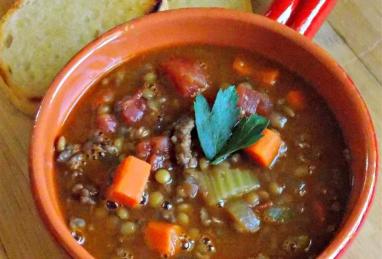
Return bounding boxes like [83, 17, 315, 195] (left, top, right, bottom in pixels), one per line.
[216, 170, 226, 201]
[198, 167, 260, 206]
[226, 170, 236, 195]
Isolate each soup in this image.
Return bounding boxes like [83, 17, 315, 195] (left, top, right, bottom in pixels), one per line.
[55, 45, 351, 259]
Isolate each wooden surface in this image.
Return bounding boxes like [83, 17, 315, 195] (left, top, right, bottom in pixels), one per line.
[0, 0, 381, 258]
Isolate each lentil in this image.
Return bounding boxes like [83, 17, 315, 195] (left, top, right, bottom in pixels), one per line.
[159, 97, 167, 103]
[136, 127, 150, 138]
[281, 105, 296, 117]
[258, 190, 270, 200]
[113, 137, 124, 153]
[155, 169, 171, 184]
[177, 212, 190, 226]
[116, 207, 129, 220]
[142, 88, 155, 99]
[269, 112, 288, 129]
[69, 217, 86, 230]
[97, 104, 111, 115]
[269, 182, 284, 196]
[177, 203, 192, 212]
[200, 208, 211, 226]
[56, 136, 67, 152]
[143, 71, 157, 85]
[120, 221, 137, 235]
[229, 153, 241, 163]
[148, 100, 160, 112]
[149, 191, 164, 208]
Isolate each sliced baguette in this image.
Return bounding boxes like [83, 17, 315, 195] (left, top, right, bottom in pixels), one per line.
[0, 0, 158, 115]
[160, 0, 253, 12]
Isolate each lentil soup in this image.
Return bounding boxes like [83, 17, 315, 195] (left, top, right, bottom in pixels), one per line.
[55, 45, 351, 259]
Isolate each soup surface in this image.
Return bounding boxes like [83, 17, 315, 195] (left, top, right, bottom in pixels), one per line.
[55, 45, 351, 259]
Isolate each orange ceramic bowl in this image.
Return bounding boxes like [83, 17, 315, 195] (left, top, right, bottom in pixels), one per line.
[30, 9, 378, 259]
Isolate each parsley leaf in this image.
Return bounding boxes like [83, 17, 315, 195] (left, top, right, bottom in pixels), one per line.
[212, 114, 269, 164]
[194, 86, 240, 160]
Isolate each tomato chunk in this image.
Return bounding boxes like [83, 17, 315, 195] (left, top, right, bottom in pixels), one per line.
[96, 114, 118, 133]
[115, 91, 147, 125]
[136, 136, 171, 171]
[161, 58, 210, 98]
[237, 83, 272, 116]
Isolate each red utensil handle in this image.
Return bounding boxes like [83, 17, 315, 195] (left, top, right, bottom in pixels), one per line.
[265, 0, 337, 39]
[265, 0, 300, 25]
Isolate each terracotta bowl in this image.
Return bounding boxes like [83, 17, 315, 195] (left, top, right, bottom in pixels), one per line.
[30, 9, 378, 259]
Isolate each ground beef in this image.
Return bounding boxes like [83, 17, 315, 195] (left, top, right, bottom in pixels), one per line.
[67, 153, 87, 171]
[83, 131, 118, 160]
[56, 144, 87, 171]
[71, 183, 98, 205]
[171, 116, 198, 168]
[56, 131, 117, 173]
[56, 144, 81, 163]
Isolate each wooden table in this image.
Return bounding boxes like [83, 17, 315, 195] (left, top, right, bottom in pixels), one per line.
[0, 1, 381, 258]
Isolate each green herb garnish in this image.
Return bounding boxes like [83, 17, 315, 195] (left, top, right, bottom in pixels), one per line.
[194, 86, 269, 164]
[212, 114, 269, 164]
[194, 86, 239, 160]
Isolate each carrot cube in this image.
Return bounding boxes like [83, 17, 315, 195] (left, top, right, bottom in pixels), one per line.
[245, 129, 282, 167]
[144, 221, 183, 257]
[107, 156, 151, 207]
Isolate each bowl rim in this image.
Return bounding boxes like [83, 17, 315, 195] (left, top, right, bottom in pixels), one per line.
[29, 8, 379, 259]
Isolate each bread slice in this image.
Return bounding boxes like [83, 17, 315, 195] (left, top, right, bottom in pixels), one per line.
[0, 0, 158, 115]
[160, 0, 253, 12]
[0, 0, 14, 17]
